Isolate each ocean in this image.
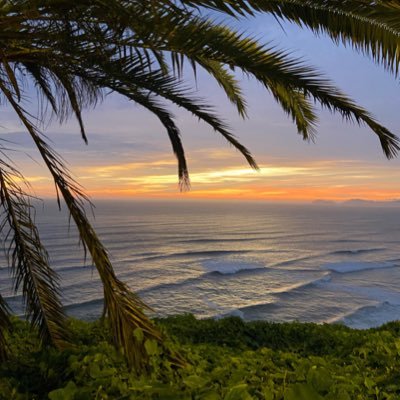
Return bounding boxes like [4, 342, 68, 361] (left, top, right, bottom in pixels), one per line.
[2, 200, 400, 329]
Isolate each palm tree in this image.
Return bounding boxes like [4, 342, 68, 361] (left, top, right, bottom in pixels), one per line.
[0, 0, 400, 369]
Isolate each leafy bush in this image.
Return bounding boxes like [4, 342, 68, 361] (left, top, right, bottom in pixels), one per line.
[1, 315, 400, 399]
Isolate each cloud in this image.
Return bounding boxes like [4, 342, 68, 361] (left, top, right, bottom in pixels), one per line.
[66, 157, 400, 201]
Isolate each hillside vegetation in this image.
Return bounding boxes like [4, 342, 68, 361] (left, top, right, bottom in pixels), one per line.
[1, 315, 400, 399]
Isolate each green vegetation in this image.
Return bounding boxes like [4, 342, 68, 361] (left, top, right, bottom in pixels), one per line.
[2, 315, 400, 399]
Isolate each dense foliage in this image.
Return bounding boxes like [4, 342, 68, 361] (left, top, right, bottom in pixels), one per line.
[2, 315, 400, 399]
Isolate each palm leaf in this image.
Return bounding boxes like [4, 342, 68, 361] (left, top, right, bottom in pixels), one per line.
[266, 82, 318, 141]
[73, 59, 258, 170]
[180, 0, 400, 73]
[0, 161, 68, 348]
[118, 89, 190, 189]
[77, 3, 399, 156]
[194, 58, 248, 118]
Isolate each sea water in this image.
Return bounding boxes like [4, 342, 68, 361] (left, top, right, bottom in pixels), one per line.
[1, 200, 400, 329]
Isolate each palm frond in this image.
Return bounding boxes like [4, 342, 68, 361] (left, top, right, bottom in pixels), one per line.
[75, 60, 258, 169]
[266, 81, 318, 141]
[117, 89, 190, 189]
[0, 160, 68, 348]
[113, 9, 399, 156]
[179, 0, 400, 74]
[194, 58, 248, 118]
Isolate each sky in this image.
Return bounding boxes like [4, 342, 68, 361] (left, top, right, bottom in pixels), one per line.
[1, 13, 400, 203]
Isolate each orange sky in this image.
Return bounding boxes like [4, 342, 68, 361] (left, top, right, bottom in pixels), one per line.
[22, 151, 400, 202]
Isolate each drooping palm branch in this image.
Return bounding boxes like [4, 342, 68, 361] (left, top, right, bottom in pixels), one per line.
[0, 157, 67, 349]
[182, 0, 400, 74]
[0, 0, 399, 368]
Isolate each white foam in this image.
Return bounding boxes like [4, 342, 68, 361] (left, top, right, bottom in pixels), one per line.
[202, 259, 264, 275]
[321, 261, 396, 274]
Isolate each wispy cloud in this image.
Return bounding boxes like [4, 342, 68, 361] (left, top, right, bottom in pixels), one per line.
[69, 158, 400, 201]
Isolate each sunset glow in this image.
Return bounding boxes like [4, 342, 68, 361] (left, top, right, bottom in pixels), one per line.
[71, 158, 400, 202]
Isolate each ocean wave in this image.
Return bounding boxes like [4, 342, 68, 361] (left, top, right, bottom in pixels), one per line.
[325, 303, 380, 325]
[214, 309, 245, 319]
[386, 258, 400, 264]
[317, 282, 400, 306]
[271, 254, 324, 268]
[64, 297, 103, 311]
[137, 276, 203, 295]
[64, 298, 104, 320]
[55, 264, 94, 274]
[321, 261, 397, 274]
[128, 251, 164, 258]
[202, 259, 265, 275]
[5, 270, 331, 310]
[331, 239, 367, 244]
[135, 249, 254, 262]
[140, 268, 332, 301]
[179, 237, 260, 244]
[263, 274, 332, 297]
[329, 248, 386, 256]
[114, 253, 165, 264]
[137, 261, 268, 295]
[211, 274, 333, 317]
[335, 301, 400, 329]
